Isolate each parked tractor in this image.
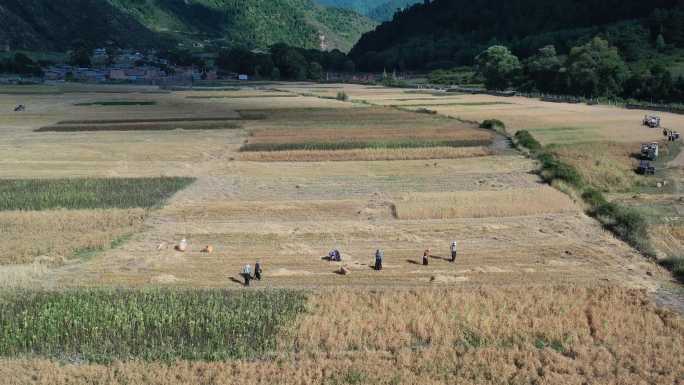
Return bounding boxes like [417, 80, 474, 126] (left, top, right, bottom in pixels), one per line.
[641, 142, 659, 161]
[643, 115, 661, 128]
[637, 160, 656, 175]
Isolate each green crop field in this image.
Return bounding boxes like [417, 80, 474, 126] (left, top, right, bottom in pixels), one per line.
[0, 178, 195, 211]
[0, 289, 306, 362]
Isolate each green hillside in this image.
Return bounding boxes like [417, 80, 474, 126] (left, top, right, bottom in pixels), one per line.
[0, 0, 376, 52]
[315, 0, 420, 21]
[350, 0, 683, 70]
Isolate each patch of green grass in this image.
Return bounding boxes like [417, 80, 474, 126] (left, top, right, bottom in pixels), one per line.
[0, 289, 307, 363]
[74, 101, 157, 106]
[239, 139, 491, 152]
[326, 370, 368, 385]
[72, 234, 134, 262]
[0, 177, 194, 211]
[534, 337, 566, 353]
[660, 257, 684, 282]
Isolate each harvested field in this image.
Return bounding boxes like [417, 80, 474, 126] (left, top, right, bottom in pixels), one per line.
[236, 147, 493, 161]
[395, 188, 578, 219]
[0, 209, 145, 265]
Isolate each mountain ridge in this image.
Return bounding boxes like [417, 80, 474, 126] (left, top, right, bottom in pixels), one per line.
[0, 0, 376, 52]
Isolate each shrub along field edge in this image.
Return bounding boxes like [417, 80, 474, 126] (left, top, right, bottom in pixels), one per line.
[512, 129, 654, 256]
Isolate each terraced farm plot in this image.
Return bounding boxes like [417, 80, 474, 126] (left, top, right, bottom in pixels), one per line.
[240, 106, 493, 153]
[0, 83, 681, 385]
[0, 209, 145, 265]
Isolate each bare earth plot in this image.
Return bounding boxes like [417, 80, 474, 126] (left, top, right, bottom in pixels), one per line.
[0, 84, 681, 384]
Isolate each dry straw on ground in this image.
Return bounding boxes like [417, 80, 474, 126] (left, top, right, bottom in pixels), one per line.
[395, 188, 577, 219]
[0, 209, 146, 264]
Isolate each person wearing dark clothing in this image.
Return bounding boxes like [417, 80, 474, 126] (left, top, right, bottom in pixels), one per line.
[254, 262, 262, 281]
[422, 250, 429, 266]
[374, 249, 383, 271]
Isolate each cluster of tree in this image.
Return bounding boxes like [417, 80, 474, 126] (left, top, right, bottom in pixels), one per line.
[216, 44, 355, 80]
[349, 0, 681, 71]
[159, 49, 207, 69]
[0, 53, 43, 76]
[473, 38, 684, 103]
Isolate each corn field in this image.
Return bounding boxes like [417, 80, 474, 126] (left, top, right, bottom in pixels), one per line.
[0, 177, 195, 211]
[0, 289, 306, 362]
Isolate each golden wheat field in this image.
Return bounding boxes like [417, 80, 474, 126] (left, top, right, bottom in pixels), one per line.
[0, 82, 682, 385]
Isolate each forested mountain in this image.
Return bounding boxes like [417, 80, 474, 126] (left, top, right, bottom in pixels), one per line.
[367, 0, 421, 21]
[0, 0, 376, 52]
[350, 0, 683, 71]
[316, 0, 420, 21]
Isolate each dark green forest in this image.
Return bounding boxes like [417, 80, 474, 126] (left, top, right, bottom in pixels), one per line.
[350, 0, 683, 70]
[349, 0, 684, 102]
[0, 0, 375, 52]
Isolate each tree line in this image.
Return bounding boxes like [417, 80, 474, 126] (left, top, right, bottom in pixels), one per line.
[470, 38, 684, 103]
[215, 44, 355, 80]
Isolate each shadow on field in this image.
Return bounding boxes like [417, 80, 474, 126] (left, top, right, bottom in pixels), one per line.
[229, 277, 246, 287]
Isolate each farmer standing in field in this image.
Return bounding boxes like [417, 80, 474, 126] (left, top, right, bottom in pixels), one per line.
[450, 241, 458, 263]
[241, 264, 252, 286]
[374, 249, 383, 271]
[422, 249, 430, 266]
[254, 261, 263, 281]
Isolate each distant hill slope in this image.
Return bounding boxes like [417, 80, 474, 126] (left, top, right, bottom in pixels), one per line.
[350, 0, 682, 70]
[0, 0, 162, 51]
[316, 0, 420, 21]
[0, 0, 376, 52]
